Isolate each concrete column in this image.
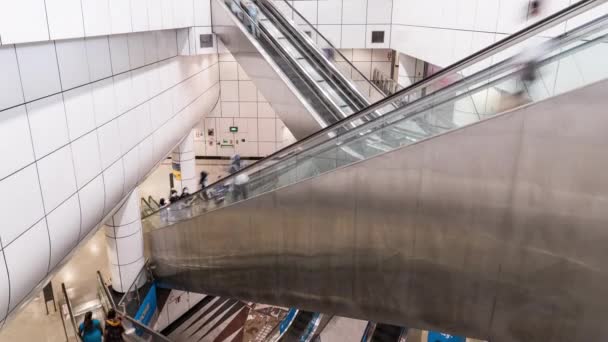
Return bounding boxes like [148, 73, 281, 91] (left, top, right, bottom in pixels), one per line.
[172, 130, 197, 192]
[105, 190, 145, 293]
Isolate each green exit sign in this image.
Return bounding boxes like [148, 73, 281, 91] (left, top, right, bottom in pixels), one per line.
[230, 126, 238, 132]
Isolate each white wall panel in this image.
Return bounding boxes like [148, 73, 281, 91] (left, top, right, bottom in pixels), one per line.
[0, 46, 24, 111]
[317, 25, 341, 47]
[37, 145, 78, 213]
[174, 0, 195, 28]
[220, 62, 238, 80]
[258, 118, 276, 142]
[0, 0, 48, 44]
[122, 148, 140, 192]
[103, 160, 125, 215]
[86, 37, 113, 81]
[71, 131, 103, 188]
[131, 0, 150, 32]
[45, 0, 85, 40]
[194, 0, 212, 26]
[114, 73, 134, 115]
[82, 0, 112, 37]
[132, 70, 151, 106]
[220, 81, 239, 101]
[109, 0, 133, 34]
[98, 120, 123, 169]
[26, 94, 69, 159]
[238, 81, 257, 102]
[78, 175, 105, 240]
[4, 220, 49, 311]
[342, 0, 367, 24]
[157, 31, 178, 60]
[119, 109, 140, 153]
[161, 0, 175, 29]
[92, 78, 117, 126]
[16, 42, 61, 102]
[128, 33, 147, 69]
[0, 106, 34, 180]
[317, 0, 342, 25]
[341, 25, 366, 48]
[0, 165, 44, 245]
[109, 35, 131, 74]
[294, 1, 317, 24]
[143, 32, 160, 64]
[55, 39, 91, 91]
[474, 0, 501, 32]
[46, 194, 81, 268]
[0, 254, 9, 323]
[147, 0, 163, 30]
[239, 102, 257, 118]
[367, 0, 393, 24]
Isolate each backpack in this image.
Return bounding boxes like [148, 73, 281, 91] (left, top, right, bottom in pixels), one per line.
[105, 320, 124, 341]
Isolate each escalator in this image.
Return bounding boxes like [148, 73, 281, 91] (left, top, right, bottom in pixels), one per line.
[211, 0, 384, 138]
[143, 1, 608, 341]
[278, 311, 317, 342]
[369, 323, 406, 342]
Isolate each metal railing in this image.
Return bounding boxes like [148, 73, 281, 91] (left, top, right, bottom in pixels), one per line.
[143, 0, 607, 224]
[97, 269, 171, 342]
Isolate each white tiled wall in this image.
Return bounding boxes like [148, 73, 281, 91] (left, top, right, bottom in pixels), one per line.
[0, 0, 212, 45]
[193, 52, 297, 158]
[276, 0, 393, 49]
[389, 0, 598, 67]
[0, 30, 220, 325]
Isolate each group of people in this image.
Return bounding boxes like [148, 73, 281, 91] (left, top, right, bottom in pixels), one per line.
[78, 309, 125, 342]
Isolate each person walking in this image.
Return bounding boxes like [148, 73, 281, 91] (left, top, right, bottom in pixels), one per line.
[104, 309, 125, 342]
[78, 311, 103, 342]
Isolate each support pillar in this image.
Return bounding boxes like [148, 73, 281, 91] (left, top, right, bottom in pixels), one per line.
[105, 190, 145, 293]
[171, 130, 197, 192]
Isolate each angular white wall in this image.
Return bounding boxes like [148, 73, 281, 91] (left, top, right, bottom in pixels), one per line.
[0, 0, 212, 45]
[0, 30, 219, 326]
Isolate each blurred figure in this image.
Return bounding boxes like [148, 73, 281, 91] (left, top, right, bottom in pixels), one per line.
[228, 154, 249, 201]
[104, 309, 125, 342]
[169, 189, 179, 203]
[529, 0, 543, 17]
[199, 171, 210, 200]
[79, 311, 103, 342]
[242, 0, 259, 37]
[180, 187, 191, 199]
[229, 154, 242, 174]
[233, 172, 250, 201]
[500, 0, 548, 111]
[518, 0, 546, 93]
[159, 198, 168, 223]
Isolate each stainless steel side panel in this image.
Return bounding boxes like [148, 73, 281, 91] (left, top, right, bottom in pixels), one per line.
[211, 0, 324, 139]
[146, 80, 608, 341]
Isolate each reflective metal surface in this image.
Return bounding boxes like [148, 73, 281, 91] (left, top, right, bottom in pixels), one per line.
[212, 0, 327, 138]
[147, 80, 608, 341]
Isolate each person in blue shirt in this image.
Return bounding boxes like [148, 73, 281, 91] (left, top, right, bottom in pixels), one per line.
[78, 311, 103, 342]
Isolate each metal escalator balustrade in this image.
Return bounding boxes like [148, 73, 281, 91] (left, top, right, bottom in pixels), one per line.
[214, 0, 384, 136]
[143, 0, 608, 234]
[259, 0, 384, 107]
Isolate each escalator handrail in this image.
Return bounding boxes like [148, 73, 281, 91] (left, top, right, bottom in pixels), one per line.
[224, 0, 346, 122]
[98, 270, 172, 341]
[143, 0, 605, 220]
[262, 0, 382, 105]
